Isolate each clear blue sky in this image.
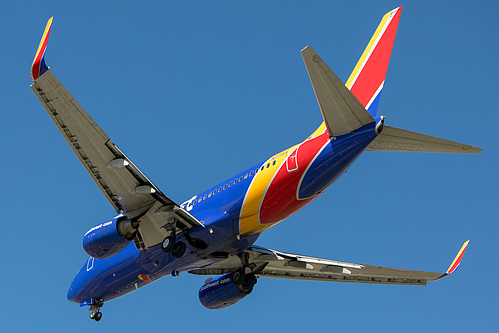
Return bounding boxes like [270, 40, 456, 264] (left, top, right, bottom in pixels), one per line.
[2, 1, 497, 331]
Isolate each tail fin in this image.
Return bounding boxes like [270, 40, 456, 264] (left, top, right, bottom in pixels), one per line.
[346, 7, 402, 116]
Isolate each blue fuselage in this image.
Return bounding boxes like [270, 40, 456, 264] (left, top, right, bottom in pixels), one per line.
[67, 122, 378, 305]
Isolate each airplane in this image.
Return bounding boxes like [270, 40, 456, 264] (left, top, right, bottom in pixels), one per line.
[30, 7, 480, 322]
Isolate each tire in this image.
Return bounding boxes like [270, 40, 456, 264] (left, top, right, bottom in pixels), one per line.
[95, 312, 102, 321]
[241, 274, 257, 293]
[172, 241, 186, 258]
[90, 310, 97, 320]
[161, 235, 175, 253]
[231, 269, 245, 285]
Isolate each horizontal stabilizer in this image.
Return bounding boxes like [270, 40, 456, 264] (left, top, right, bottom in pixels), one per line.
[367, 126, 482, 153]
[301, 46, 374, 137]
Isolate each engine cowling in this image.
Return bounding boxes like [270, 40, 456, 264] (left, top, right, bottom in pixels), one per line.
[82, 217, 137, 259]
[199, 273, 251, 310]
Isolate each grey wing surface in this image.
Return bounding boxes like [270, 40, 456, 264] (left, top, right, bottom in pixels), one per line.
[367, 125, 482, 153]
[31, 70, 202, 248]
[188, 245, 468, 285]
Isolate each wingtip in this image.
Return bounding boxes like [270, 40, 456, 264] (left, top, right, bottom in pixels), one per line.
[31, 17, 53, 81]
[446, 240, 469, 275]
[431, 240, 469, 281]
[300, 45, 312, 53]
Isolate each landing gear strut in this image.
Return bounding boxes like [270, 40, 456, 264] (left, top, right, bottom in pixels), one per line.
[89, 302, 103, 322]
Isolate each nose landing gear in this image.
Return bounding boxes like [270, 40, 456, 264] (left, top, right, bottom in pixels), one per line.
[89, 302, 104, 322]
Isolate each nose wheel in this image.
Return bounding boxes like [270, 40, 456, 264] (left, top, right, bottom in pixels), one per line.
[89, 302, 104, 322]
[90, 310, 102, 321]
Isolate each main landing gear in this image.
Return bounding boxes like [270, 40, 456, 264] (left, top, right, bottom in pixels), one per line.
[161, 221, 206, 258]
[161, 231, 186, 258]
[89, 302, 103, 322]
[231, 267, 257, 294]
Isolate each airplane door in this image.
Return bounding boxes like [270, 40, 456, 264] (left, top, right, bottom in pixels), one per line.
[86, 257, 94, 271]
[286, 146, 299, 172]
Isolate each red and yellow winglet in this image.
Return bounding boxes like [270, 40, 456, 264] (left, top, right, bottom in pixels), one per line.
[433, 240, 469, 281]
[31, 17, 53, 81]
[446, 240, 470, 275]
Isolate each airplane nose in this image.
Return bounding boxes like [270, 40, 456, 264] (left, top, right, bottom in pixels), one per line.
[67, 282, 78, 303]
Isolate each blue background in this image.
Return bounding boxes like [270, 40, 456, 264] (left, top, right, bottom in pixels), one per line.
[2, 1, 497, 331]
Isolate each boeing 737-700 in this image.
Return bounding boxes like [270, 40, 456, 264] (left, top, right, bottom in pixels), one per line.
[30, 7, 480, 321]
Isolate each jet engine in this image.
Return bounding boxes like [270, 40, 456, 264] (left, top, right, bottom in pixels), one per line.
[199, 271, 257, 310]
[82, 217, 138, 259]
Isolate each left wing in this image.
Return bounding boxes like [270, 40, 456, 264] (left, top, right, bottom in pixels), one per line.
[189, 241, 469, 285]
[30, 18, 203, 249]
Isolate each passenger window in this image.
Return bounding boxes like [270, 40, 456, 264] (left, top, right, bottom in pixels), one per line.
[198, 198, 202, 203]
[193, 200, 197, 205]
[266, 163, 270, 168]
[229, 181, 232, 187]
[239, 176, 243, 181]
[255, 168, 259, 174]
[213, 190, 217, 195]
[219, 187, 222, 192]
[261, 166, 264, 171]
[234, 179, 238, 185]
[203, 194, 207, 200]
[272, 160, 276, 166]
[208, 192, 212, 198]
[223, 184, 227, 190]
[250, 171, 253, 176]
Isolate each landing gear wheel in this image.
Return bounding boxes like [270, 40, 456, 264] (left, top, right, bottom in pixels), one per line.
[172, 241, 186, 258]
[241, 274, 257, 294]
[161, 235, 176, 253]
[90, 310, 97, 320]
[231, 269, 245, 285]
[89, 301, 104, 321]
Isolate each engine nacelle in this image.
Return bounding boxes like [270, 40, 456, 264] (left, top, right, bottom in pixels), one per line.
[82, 217, 137, 259]
[199, 273, 250, 310]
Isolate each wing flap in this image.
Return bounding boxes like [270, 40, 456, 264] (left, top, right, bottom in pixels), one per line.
[368, 126, 482, 153]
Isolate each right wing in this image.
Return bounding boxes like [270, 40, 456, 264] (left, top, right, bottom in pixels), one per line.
[30, 18, 202, 248]
[189, 241, 469, 286]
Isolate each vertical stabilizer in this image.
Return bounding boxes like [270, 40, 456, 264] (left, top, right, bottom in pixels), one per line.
[346, 7, 402, 116]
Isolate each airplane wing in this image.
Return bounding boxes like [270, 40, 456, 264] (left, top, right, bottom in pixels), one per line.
[30, 18, 202, 249]
[189, 241, 469, 286]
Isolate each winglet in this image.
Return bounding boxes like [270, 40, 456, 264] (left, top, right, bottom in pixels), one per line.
[31, 17, 53, 81]
[446, 240, 469, 275]
[432, 240, 469, 281]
